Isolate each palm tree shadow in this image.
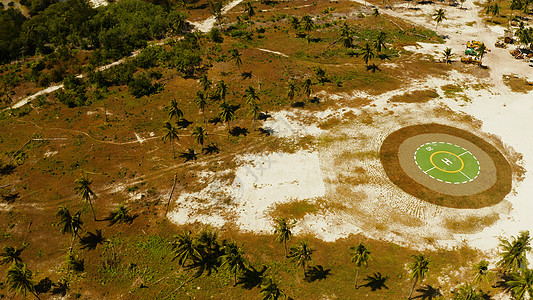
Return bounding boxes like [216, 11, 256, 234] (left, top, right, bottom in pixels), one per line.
[412, 284, 442, 299]
[361, 272, 389, 291]
[1, 192, 19, 203]
[366, 64, 381, 72]
[179, 148, 198, 162]
[304, 265, 331, 283]
[202, 143, 220, 155]
[237, 265, 267, 289]
[0, 162, 16, 175]
[79, 229, 105, 250]
[230, 126, 249, 137]
[177, 118, 193, 129]
[291, 101, 305, 108]
[241, 71, 252, 80]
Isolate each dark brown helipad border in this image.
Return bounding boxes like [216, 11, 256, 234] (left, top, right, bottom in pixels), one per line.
[380, 124, 512, 209]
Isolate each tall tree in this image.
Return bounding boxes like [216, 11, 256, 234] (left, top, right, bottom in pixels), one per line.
[433, 9, 446, 34]
[0, 245, 24, 265]
[216, 80, 228, 103]
[340, 22, 353, 48]
[244, 86, 260, 106]
[162, 121, 180, 159]
[274, 218, 295, 257]
[74, 175, 97, 221]
[260, 277, 285, 300]
[221, 241, 248, 286]
[350, 243, 371, 288]
[199, 74, 212, 92]
[443, 47, 453, 64]
[497, 231, 531, 273]
[56, 206, 83, 245]
[248, 102, 261, 129]
[167, 99, 184, 120]
[286, 81, 297, 104]
[507, 268, 533, 300]
[5, 263, 39, 299]
[219, 102, 236, 132]
[229, 48, 242, 70]
[473, 260, 490, 286]
[288, 240, 314, 276]
[195, 91, 209, 126]
[192, 126, 207, 147]
[301, 15, 314, 43]
[451, 283, 486, 300]
[408, 254, 430, 299]
[302, 78, 312, 101]
[172, 230, 200, 267]
[244, 1, 255, 26]
[374, 31, 387, 53]
[360, 42, 375, 66]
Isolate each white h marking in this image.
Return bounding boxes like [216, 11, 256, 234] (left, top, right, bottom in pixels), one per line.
[441, 158, 453, 166]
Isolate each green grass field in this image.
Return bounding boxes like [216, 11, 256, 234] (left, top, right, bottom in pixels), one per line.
[415, 142, 480, 184]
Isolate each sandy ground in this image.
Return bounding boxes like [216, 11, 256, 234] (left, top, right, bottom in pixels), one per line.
[169, 0, 533, 260]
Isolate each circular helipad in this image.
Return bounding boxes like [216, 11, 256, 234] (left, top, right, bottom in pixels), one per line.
[380, 124, 512, 209]
[414, 142, 480, 184]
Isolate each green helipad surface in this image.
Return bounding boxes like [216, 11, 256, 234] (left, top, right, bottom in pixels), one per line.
[414, 142, 480, 184]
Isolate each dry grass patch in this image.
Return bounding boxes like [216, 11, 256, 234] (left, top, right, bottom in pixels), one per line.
[389, 89, 439, 103]
[503, 75, 533, 93]
[444, 213, 500, 234]
[269, 199, 318, 220]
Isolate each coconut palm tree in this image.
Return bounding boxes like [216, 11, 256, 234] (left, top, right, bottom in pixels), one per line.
[286, 81, 297, 104]
[507, 268, 533, 300]
[302, 79, 312, 101]
[288, 240, 314, 275]
[0, 245, 24, 265]
[248, 102, 261, 129]
[497, 231, 531, 273]
[360, 42, 375, 66]
[443, 47, 453, 64]
[476, 44, 487, 67]
[301, 15, 314, 43]
[74, 175, 97, 221]
[199, 74, 212, 92]
[216, 80, 228, 103]
[244, 86, 260, 106]
[350, 243, 371, 288]
[167, 99, 184, 120]
[221, 241, 248, 286]
[260, 277, 285, 300]
[473, 260, 490, 285]
[5, 263, 39, 299]
[65, 251, 84, 273]
[192, 126, 207, 147]
[107, 203, 134, 225]
[408, 254, 430, 299]
[56, 206, 83, 245]
[374, 31, 387, 53]
[340, 22, 353, 48]
[219, 102, 236, 132]
[244, 1, 255, 26]
[451, 282, 486, 300]
[229, 49, 242, 70]
[195, 91, 208, 126]
[433, 9, 446, 34]
[274, 218, 295, 257]
[172, 230, 200, 267]
[162, 121, 180, 159]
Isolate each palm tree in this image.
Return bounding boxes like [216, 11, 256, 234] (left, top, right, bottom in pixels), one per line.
[408, 254, 430, 299]
[350, 243, 371, 288]
[433, 9, 446, 34]
[195, 91, 208, 126]
[107, 203, 134, 225]
[301, 15, 314, 43]
[340, 22, 353, 48]
[451, 283, 485, 300]
[260, 277, 285, 300]
[192, 126, 207, 146]
[199, 74, 212, 92]
[244, 86, 260, 106]
[360, 42, 375, 66]
[473, 260, 490, 285]
[507, 268, 533, 300]
[286, 81, 297, 104]
[244, 1, 255, 26]
[221, 241, 248, 286]
[443, 47, 453, 64]
[162, 121, 180, 159]
[172, 230, 200, 267]
[374, 31, 387, 53]
[0, 245, 24, 265]
[74, 175, 97, 221]
[56, 206, 83, 245]
[274, 218, 295, 257]
[302, 79, 312, 101]
[248, 102, 261, 129]
[497, 231, 531, 273]
[216, 80, 228, 103]
[230, 49, 242, 70]
[219, 102, 236, 132]
[167, 99, 184, 120]
[288, 240, 314, 275]
[5, 263, 39, 299]
[476, 44, 487, 67]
